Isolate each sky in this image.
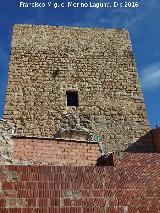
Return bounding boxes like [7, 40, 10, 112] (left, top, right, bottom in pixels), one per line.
[0, 0, 160, 128]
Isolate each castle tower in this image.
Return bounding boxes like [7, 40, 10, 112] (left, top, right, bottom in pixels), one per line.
[4, 24, 150, 155]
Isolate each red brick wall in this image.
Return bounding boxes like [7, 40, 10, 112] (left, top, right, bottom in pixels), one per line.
[0, 152, 160, 212]
[13, 138, 100, 166]
[111, 151, 160, 167]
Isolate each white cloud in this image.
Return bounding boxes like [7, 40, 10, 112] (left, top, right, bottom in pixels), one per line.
[140, 62, 160, 90]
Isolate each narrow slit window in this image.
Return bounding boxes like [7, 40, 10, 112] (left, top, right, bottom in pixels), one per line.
[66, 91, 78, 107]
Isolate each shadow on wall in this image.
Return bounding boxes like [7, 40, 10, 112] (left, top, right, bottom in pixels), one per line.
[125, 130, 155, 153]
[96, 154, 114, 166]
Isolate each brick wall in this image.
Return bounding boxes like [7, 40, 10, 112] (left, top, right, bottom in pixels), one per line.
[13, 138, 100, 166]
[0, 152, 160, 212]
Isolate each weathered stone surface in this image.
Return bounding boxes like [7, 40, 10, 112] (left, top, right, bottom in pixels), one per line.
[56, 111, 93, 141]
[4, 24, 150, 155]
[0, 119, 14, 164]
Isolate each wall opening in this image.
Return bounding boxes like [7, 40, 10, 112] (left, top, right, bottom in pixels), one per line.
[66, 91, 78, 107]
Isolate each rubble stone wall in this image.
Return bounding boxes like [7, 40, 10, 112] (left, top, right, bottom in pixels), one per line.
[4, 24, 150, 155]
[0, 119, 14, 164]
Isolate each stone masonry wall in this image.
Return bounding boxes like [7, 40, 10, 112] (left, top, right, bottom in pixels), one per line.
[4, 24, 150, 155]
[0, 119, 14, 164]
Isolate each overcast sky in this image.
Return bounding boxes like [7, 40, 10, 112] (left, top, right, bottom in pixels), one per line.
[0, 0, 160, 128]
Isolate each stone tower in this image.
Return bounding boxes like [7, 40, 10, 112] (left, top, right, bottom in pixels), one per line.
[4, 24, 150, 155]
